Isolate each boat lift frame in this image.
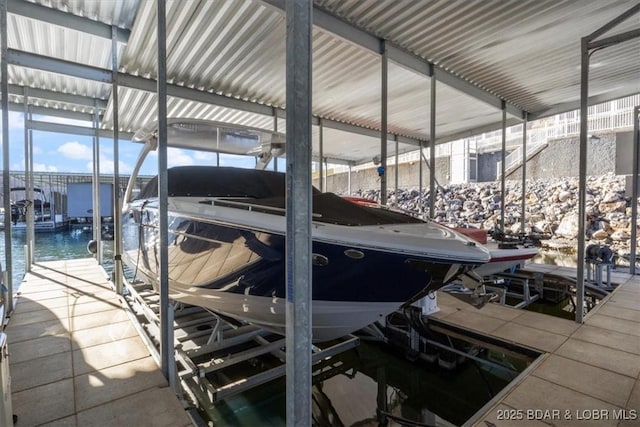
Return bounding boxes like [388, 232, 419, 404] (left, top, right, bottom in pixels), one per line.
[118, 277, 359, 422]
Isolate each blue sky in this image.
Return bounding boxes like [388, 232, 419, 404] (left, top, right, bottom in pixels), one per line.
[1, 111, 263, 176]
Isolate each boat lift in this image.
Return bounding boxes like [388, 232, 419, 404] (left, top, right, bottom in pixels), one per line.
[118, 278, 359, 421]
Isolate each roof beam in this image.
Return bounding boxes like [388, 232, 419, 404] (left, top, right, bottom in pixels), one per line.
[432, 118, 524, 146]
[586, 2, 640, 43]
[120, 74, 423, 146]
[5, 101, 97, 122]
[260, 0, 525, 119]
[588, 27, 640, 50]
[27, 105, 97, 122]
[117, 73, 274, 117]
[9, 49, 425, 146]
[9, 84, 108, 109]
[528, 87, 640, 121]
[433, 69, 522, 118]
[8, 49, 112, 83]
[27, 119, 133, 139]
[8, 0, 130, 43]
[313, 115, 421, 146]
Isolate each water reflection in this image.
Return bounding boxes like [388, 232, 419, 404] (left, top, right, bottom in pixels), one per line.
[531, 250, 577, 268]
[209, 342, 513, 426]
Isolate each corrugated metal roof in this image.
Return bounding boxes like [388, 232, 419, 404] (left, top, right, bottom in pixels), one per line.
[8, 13, 113, 70]
[29, 0, 139, 29]
[315, 0, 640, 113]
[3, 0, 639, 164]
[112, 86, 275, 134]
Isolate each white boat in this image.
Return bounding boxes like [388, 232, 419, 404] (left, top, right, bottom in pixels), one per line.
[343, 205, 540, 279]
[448, 228, 538, 277]
[0, 187, 68, 232]
[121, 120, 491, 342]
[474, 242, 538, 277]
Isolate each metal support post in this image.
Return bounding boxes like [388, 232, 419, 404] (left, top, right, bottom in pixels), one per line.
[579, 1, 640, 286]
[27, 110, 34, 261]
[576, 37, 589, 324]
[49, 174, 54, 227]
[156, 0, 176, 389]
[23, 90, 33, 271]
[394, 135, 398, 201]
[521, 115, 527, 235]
[500, 103, 506, 233]
[347, 164, 352, 195]
[1, 0, 13, 315]
[285, 0, 313, 425]
[631, 106, 639, 274]
[112, 25, 124, 293]
[418, 140, 423, 216]
[92, 105, 102, 265]
[429, 69, 436, 219]
[318, 119, 324, 192]
[324, 158, 328, 192]
[380, 41, 388, 206]
[273, 110, 279, 171]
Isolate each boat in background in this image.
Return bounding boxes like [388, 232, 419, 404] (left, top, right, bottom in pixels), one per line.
[121, 120, 491, 342]
[0, 187, 68, 232]
[451, 228, 538, 277]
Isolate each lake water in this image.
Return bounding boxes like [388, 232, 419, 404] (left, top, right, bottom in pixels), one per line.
[0, 229, 113, 290]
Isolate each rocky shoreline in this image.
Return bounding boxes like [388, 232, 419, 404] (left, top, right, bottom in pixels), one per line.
[349, 173, 638, 263]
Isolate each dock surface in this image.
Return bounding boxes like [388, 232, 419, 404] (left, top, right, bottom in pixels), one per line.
[6, 258, 192, 427]
[431, 264, 640, 426]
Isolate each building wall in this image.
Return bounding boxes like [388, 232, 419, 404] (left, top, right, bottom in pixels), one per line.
[615, 131, 635, 175]
[316, 156, 450, 194]
[508, 132, 617, 180]
[477, 151, 504, 182]
[316, 131, 623, 192]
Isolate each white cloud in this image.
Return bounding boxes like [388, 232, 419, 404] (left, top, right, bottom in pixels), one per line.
[194, 151, 217, 161]
[33, 163, 58, 172]
[148, 147, 195, 167]
[169, 148, 195, 167]
[9, 111, 23, 129]
[58, 141, 93, 160]
[96, 159, 133, 175]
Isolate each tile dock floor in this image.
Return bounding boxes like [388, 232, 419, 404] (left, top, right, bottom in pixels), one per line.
[430, 264, 640, 427]
[6, 258, 192, 427]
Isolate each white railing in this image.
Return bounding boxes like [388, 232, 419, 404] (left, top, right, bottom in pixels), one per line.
[329, 94, 640, 179]
[496, 95, 639, 178]
[496, 138, 548, 178]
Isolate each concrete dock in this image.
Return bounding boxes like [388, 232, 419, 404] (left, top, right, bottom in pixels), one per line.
[430, 264, 640, 427]
[6, 258, 192, 427]
[7, 257, 640, 426]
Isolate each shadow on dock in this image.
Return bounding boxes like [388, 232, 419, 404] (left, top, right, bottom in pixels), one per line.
[6, 259, 191, 427]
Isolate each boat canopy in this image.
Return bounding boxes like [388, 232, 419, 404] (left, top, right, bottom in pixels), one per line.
[138, 166, 423, 227]
[137, 166, 307, 199]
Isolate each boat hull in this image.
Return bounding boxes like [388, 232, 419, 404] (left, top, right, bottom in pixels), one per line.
[473, 245, 538, 277]
[125, 263, 401, 342]
[122, 201, 476, 341]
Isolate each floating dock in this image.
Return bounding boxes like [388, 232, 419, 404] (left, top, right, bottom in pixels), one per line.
[5, 259, 192, 426]
[440, 263, 640, 426]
